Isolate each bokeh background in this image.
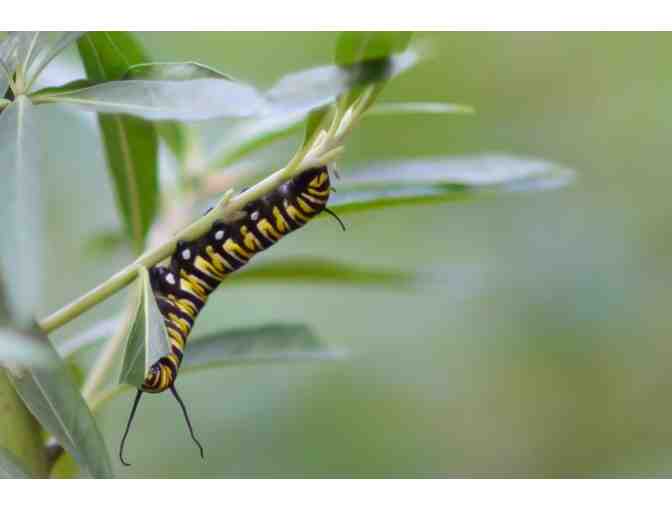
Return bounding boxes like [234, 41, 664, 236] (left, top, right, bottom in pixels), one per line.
[37, 32, 672, 477]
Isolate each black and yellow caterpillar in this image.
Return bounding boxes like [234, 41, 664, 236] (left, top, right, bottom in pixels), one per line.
[119, 166, 340, 466]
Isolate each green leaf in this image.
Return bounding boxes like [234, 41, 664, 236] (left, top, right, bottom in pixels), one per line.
[77, 32, 158, 254]
[182, 323, 345, 373]
[124, 61, 233, 81]
[329, 155, 575, 214]
[0, 447, 30, 478]
[335, 32, 413, 66]
[232, 257, 414, 287]
[367, 102, 475, 116]
[0, 34, 21, 96]
[266, 48, 419, 117]
[0, 96, 43, 327]
[36, 59, 267, 121]
[119, 267, 171, 387]
[23, 32, 85, 89]
[0, 327, 51, 367]
[7, 332, 113, 478]
[303, 106, 330, 148]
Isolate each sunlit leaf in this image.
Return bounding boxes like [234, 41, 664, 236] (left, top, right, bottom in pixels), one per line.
[24, 32, 85, 89]
[35, 59, 268, 121]
[367, 101, 475, 116]
[266, 48, 419, 117]
[329, 154, 575, 214]
[119, 267, 171, 387]
[335, 31, 413, 66]
[0, 328, 51, 367]
[231, 257, 414, 287]
[0, 96, 42, 327]
[0, 447, 30, 478]
[7, 331, 113, 478]
[124, 61, 233, 81]
[76, 32, 158, 254]
[182, 323, 345, 373]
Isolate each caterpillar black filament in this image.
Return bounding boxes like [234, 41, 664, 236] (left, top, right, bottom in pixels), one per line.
[119, 166, 341, 466]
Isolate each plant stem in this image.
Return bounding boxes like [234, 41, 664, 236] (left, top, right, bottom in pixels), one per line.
[38, 86, 375, 336]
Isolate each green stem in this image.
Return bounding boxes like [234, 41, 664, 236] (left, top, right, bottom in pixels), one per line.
[37, 86, 374, 336]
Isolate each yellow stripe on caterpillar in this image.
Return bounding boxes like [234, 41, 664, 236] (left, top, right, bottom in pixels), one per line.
[256, 218, 282, 241]
[194, 254, 228, 280]
[223, 238, 251, 262]
[240, 225, 263, 251]
[205, 246, 234, 273]
[284, 199, 309, 223]
[272, 206, 290, 233]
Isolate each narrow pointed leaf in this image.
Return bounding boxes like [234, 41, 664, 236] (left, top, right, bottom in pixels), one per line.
[182, 324, 345, 373]
[0, 34, 22, 96]
[7, 331, 113, 478]
[124, 61, 233, 81]
[77, 32, 158, 253]
[24, 32, 85, 88]
[0, 96, 43, 327]
[232, 257, 414, 286]
[119, 267, 171, 387]
[37, 66, 268, 121]
[0, 447, 30, 478]
[329, 155, 575, 214]
[303, 106, 330, 148]
[335, 32, 413, 66]
[266, 48, 419, 117]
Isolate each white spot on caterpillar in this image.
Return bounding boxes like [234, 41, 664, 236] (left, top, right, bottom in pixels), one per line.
[166, 273, 176, 285]
[251, 211, 259, 221]
[215, 230, 224, 240]
[182, 248, 191, 260]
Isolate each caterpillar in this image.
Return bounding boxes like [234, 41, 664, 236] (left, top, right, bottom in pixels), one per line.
[119, 166, 343, 466]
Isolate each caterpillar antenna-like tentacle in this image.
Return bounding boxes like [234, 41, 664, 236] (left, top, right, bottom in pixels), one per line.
[324, 207, 346, 232]
[119, 390, 143, 467]
[170, 385, 205, 459]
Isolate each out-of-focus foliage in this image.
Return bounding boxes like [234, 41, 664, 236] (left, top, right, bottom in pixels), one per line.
[7, 333, 112, 478]
[8, 31, 664, 478]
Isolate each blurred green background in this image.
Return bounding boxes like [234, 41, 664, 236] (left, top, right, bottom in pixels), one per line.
[38, 32, 672, 476]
